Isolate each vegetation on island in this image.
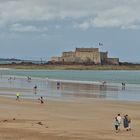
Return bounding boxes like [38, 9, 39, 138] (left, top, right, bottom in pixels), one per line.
[0, 62, 140, 70]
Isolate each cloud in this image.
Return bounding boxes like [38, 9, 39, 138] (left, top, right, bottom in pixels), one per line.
[0, 0, 140, 30]
[9, 23, 48, 32]
[122, 25, 140, 30]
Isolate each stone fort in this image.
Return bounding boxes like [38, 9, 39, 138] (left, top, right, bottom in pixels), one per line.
[51, 48, 119, 65]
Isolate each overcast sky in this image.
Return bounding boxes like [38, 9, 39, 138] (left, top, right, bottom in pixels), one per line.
[0, 0, 140, 62]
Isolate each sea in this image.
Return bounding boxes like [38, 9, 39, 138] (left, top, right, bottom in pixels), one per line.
[0, 69, 140, 101]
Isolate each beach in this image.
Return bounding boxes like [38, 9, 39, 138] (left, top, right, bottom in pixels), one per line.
[0, 96, 140, 140]
[0, 70, 140, 140]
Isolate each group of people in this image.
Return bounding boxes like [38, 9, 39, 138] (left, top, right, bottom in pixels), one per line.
[114, 113, 131, 133]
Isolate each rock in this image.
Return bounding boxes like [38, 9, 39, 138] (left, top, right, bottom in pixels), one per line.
[37, 121, 43, 125]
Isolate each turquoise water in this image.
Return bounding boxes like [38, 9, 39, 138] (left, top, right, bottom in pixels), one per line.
[0, 69, 140, 101]
[1, 69, 140, 84]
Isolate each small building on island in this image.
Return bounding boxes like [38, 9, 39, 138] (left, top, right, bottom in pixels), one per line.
[51, 48, 119, 65]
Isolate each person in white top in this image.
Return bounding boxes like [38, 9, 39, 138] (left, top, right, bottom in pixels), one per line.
[117, 114, 122, 130]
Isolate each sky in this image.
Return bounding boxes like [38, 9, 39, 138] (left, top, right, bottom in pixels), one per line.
[0, 0, 140, 62]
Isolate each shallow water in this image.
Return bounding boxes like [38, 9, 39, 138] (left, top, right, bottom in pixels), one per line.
[0, 71, 140, 101]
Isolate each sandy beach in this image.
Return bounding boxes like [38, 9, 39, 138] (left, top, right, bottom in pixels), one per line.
[0, 96, 139, 140]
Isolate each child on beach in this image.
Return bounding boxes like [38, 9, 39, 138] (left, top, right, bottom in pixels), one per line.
[38, 96, 44, 104]
[16, 92, 20, 101]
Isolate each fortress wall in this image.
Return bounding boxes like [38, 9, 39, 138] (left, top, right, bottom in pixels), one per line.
[100, 52, 108, 60]
[75, 51, 101, 64]
[61, 52, 76, 62]
[100, 52, 108, 64]
[106, 58, 119, 65]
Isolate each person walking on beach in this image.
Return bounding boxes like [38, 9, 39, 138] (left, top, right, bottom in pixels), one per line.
[117, 114, 122, 130]
[125, 114, 131, 130]
[34, 85, 37, 90]
[57, 82, 61, 89]
[114, 117, 119, 133]
[123, 115, 129, 131]
[16, 92, 20, 101]
[122, 82, 126, 90]
[34, 85, 37, 94]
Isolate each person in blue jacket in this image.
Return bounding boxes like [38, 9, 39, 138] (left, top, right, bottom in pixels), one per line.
[123, 115, 129, 131]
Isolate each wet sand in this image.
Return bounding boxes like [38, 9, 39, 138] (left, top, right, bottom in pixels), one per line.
[0, 96, 140, 140]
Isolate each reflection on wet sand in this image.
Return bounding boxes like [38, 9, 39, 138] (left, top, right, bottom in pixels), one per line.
[49, 82, 119, 99]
